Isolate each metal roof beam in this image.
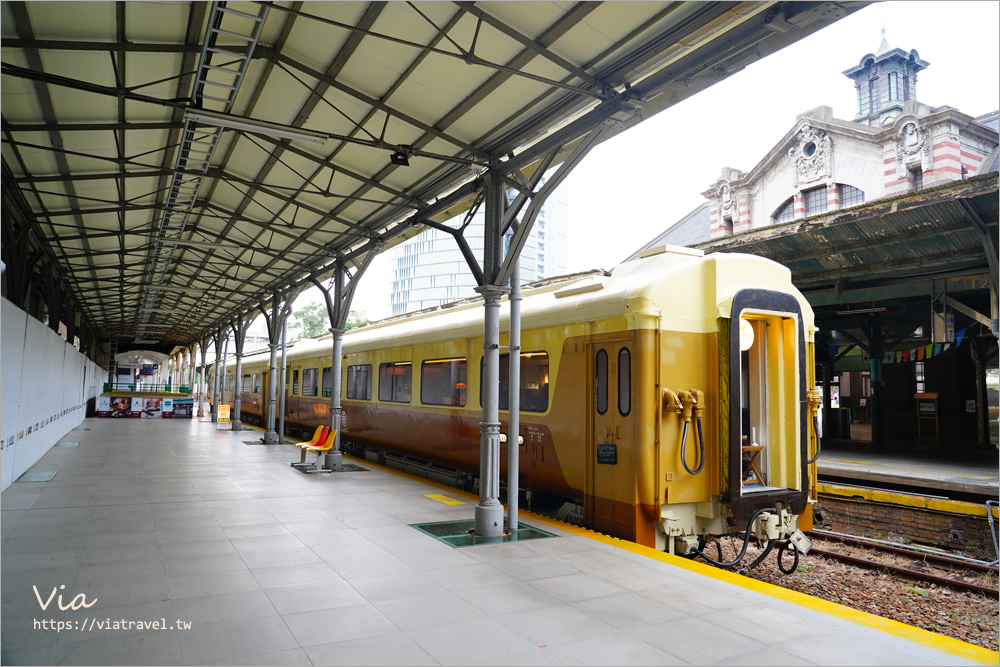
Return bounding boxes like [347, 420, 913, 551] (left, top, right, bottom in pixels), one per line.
[2, 121, 185, 133]
[454, 1, 609, 93]
[272, 52, 486, 158]
[0, 39, 205, 53]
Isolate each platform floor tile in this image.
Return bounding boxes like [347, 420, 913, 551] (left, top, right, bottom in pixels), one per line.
[0, 417, 992, 666]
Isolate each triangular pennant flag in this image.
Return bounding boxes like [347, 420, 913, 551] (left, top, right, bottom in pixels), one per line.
[943, 342, 951, 352]
[956, 329, 966, 347]
[933, 343, 942, 356]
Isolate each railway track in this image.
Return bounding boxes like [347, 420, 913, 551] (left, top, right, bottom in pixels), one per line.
[804, 531, 999, 598]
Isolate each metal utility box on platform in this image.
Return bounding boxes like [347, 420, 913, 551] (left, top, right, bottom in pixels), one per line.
[915, 392, 939, 439]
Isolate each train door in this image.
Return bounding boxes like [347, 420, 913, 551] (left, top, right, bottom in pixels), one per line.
[588, 339, 633, 539]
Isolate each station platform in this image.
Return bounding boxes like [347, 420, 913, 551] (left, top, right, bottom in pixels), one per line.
[816, 443, 999, 500]
[2, 419, 995, 666]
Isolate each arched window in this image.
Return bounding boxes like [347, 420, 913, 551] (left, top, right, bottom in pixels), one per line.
[803, 187, 826, 217]
[838, 184, 865, 208]
[773, 199, 794, 224]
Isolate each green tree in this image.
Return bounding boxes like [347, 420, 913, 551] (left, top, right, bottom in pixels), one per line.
[289, 303, 329, 340]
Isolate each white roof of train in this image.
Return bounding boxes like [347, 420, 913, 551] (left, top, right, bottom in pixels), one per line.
[227, 247, 812, 366]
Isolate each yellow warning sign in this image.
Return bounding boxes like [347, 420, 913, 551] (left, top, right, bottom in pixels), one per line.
[425, 493, 465, 506]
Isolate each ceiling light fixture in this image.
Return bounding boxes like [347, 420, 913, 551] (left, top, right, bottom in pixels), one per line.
[185, 108, 328, 145]
[390, 149, 410, 167]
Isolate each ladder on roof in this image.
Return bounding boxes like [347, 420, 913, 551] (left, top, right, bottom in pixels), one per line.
[136, 2, 269, 337]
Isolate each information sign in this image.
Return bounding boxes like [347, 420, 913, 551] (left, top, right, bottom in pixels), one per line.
[596, 443, 617, 465]
[217, 405, 231, 426]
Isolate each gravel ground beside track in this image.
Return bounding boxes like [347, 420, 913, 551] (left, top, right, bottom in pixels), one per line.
[709, 537, 999, 651]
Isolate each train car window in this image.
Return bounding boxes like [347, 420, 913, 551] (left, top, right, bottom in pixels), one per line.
[346, 364, 372, 400]
[302, 368, 318, 397]
[322, 367, 332, 398]
[421, 358, 467, 407]
[252, 373, 260, 393]
[227, 374, 235, 391]
[479, 352, 549, 412]
[378, 362, 412, 403]
[292, 369, 299, 395]
[618, 348, 631, 417]
[596, 349, 608, 415]
[242, 374, 251, 393]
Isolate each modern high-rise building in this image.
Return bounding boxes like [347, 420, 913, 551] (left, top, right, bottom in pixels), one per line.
[389, 176, 568, 315]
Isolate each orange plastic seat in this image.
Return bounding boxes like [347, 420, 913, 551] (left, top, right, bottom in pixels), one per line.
[292, 426, 328, 467]
[297, 426, 326, 449]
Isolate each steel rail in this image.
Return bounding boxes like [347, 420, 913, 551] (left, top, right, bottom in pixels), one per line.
[807, 547, 998, 597]
[805, 531, 999, 573]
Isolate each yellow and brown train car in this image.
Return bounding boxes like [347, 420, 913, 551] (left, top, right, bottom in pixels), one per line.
[213, 246, 818, 553]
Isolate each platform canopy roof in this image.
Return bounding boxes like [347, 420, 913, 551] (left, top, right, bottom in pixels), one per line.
[2, 1, 865, 350]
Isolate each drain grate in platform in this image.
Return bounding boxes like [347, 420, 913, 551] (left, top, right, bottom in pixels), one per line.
[335, 463, 369, 472]
[55, 442, 80, 447]
[242, 440, 296, 446]
[409, 518, 555, 548]
[16, 471, 58, 482]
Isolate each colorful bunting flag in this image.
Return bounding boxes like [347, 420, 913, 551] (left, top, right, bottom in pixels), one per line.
[925, 344, 933, 359]
[956, 328, 966, 347]
[896, 351, 903, 363]
[933, 343, 942, 356]
[917, 346, 924, 360]
[903, 350, 909, 362]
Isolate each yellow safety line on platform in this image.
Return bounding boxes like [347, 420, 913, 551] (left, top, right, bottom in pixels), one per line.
[425, 493, 466, 505]
[824, 458, 996, 479]
[340, 452, 999, 666]
[818, 483, 1000, 518]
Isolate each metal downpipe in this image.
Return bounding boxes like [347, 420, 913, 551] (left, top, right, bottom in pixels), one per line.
[264, 342, 279, 443]
[508, 260, 521, 536]
[278, 319, 288, 444]
[232, 349, 243, 431]
[327, 329, 345, 470]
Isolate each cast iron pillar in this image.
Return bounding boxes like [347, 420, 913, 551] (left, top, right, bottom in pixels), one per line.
[475, 283, 508, 537]
[198, 339, 209, 417]
[230, 316, 248, 431]
[211, 330, 223, 422]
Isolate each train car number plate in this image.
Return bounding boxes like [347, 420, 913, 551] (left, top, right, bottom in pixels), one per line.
[596, 444, 617, 465]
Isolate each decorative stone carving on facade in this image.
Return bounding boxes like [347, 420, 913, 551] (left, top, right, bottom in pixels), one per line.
[895, 121, 931, 171]
[788, 125, 833, 187]
[718, 182, 736, 220]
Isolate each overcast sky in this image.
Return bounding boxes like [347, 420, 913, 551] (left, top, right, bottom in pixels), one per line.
[291, 1, 999, 325]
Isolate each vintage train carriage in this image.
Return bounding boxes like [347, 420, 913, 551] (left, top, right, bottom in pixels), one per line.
[215, 246, 817, 553]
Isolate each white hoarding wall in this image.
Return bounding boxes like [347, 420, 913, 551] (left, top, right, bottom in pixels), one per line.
[1, 297, 105, 490]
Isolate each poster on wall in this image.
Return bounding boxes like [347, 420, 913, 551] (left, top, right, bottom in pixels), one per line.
[110, 397, 131, 417]
[162, 398, 174, 418]
[98, 396, 111, 417]
[131, 397, 143, 418]
[142, 398, 162, 418]
[173, 399, 193, 418]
